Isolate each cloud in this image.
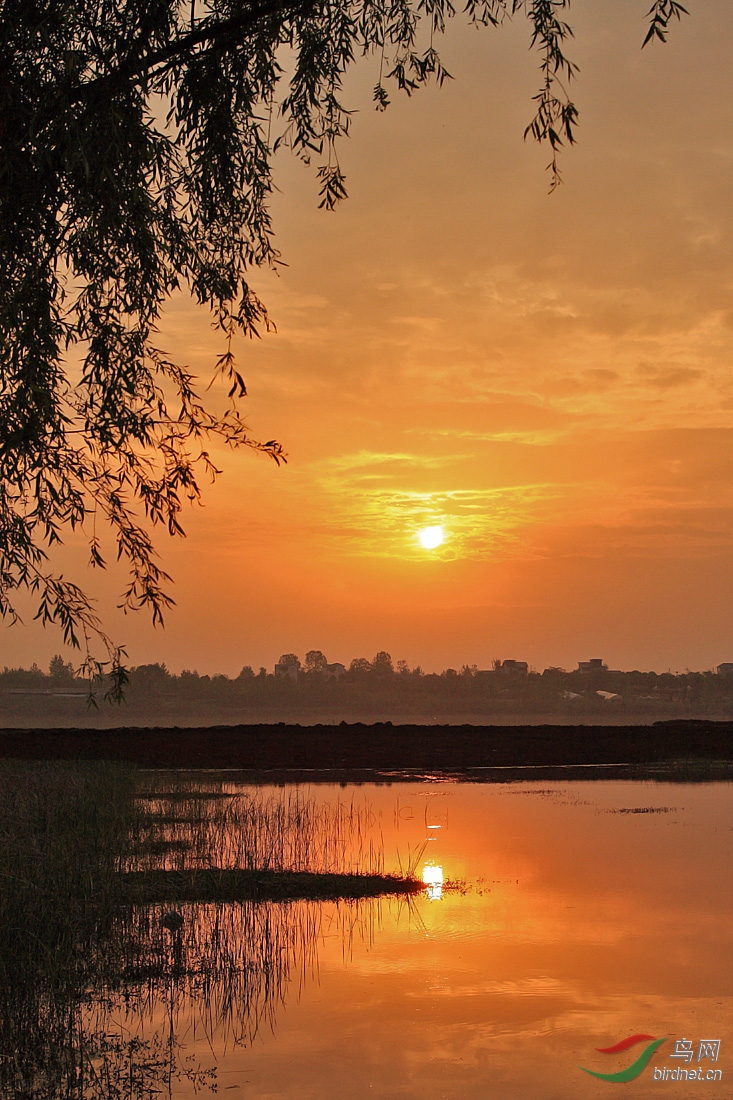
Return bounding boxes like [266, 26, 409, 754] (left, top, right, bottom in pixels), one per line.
[636, 365, 704, 390]
[305, 463, 570, 560]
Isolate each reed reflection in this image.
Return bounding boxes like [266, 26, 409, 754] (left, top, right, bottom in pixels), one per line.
[0, 765, 393, 1100]
[93, 896, 381, 1093]
[5, 896, 381, 1099]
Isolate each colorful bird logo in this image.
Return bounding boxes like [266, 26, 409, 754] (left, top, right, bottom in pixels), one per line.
[579, 1034, 667, 1082]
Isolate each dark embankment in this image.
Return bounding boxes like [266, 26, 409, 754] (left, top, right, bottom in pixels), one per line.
[0, 719, 730, 770]
[117, 867, 423, 903]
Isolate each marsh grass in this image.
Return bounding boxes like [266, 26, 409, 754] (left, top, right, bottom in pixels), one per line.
[0, 760, 138, 981]
[396, 838, 429, 879]
[131, 779, 385, 876]
[0, 762, 410, 1099]
[0, 759, 140, 1098]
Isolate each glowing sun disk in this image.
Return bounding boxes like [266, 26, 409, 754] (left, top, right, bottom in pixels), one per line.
[418, 525, 444, 550]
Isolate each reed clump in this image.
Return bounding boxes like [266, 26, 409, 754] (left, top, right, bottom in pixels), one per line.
[131, 780, 385, 877]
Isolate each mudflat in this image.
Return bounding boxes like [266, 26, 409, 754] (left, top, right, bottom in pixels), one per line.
[0, 719, 730, 771]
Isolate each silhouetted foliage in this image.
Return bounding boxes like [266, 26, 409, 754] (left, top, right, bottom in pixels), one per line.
[48, 654, 75, 681]
[372, 651, 394, 677]
[3, 652, 733, 725]
[0, 0, 685, 682]
[305, 650, 328, 673]
[349, 657, 372, 675]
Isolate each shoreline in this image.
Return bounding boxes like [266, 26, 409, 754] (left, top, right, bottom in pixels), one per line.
[116, 868, 423, 903]
[3, 709, 732, 730]
[0, 719, 731, 772]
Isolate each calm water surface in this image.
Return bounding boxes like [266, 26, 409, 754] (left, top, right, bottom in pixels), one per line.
[117, 778, 732, 1099]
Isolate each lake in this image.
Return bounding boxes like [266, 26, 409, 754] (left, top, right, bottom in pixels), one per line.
[100, 775, 731, 1099]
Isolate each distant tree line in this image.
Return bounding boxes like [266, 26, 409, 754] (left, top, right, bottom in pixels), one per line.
[2, 653, 733, 719]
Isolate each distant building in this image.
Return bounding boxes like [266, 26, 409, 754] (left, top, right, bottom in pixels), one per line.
[274, 662, 299, 681]
[577, 659, 608, 673]
[717, 663, 733, 676]
[498, 660, 529, 675]
[322, 662, 346, 681]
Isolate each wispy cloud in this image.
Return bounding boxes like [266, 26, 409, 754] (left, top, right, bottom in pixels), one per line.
[309, 460, 569, 559]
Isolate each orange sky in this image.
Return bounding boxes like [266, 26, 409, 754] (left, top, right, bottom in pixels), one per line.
[5, 0, 733, 676]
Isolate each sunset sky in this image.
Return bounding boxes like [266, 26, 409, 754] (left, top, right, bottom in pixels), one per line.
[6, 0, 733, 676]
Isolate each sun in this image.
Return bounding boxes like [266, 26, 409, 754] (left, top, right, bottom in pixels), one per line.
[418, 525, 444, 550]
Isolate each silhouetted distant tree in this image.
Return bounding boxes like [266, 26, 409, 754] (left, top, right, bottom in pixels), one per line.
[349, 657, 372, 675]
[277, 654, 301, 671]
[305, 650, 328, 673]
[131, 663, 171, 688]
[372, 651, 394, 677]
[48, 654, 75, 681]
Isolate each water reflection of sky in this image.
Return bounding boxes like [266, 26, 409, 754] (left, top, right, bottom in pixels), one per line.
[164, 780, 732, 1099]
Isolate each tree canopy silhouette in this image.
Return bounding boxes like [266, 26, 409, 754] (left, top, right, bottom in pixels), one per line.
[0, 0, 686, 691]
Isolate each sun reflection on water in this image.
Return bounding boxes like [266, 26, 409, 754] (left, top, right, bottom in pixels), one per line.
[421, 863, 443, 901]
